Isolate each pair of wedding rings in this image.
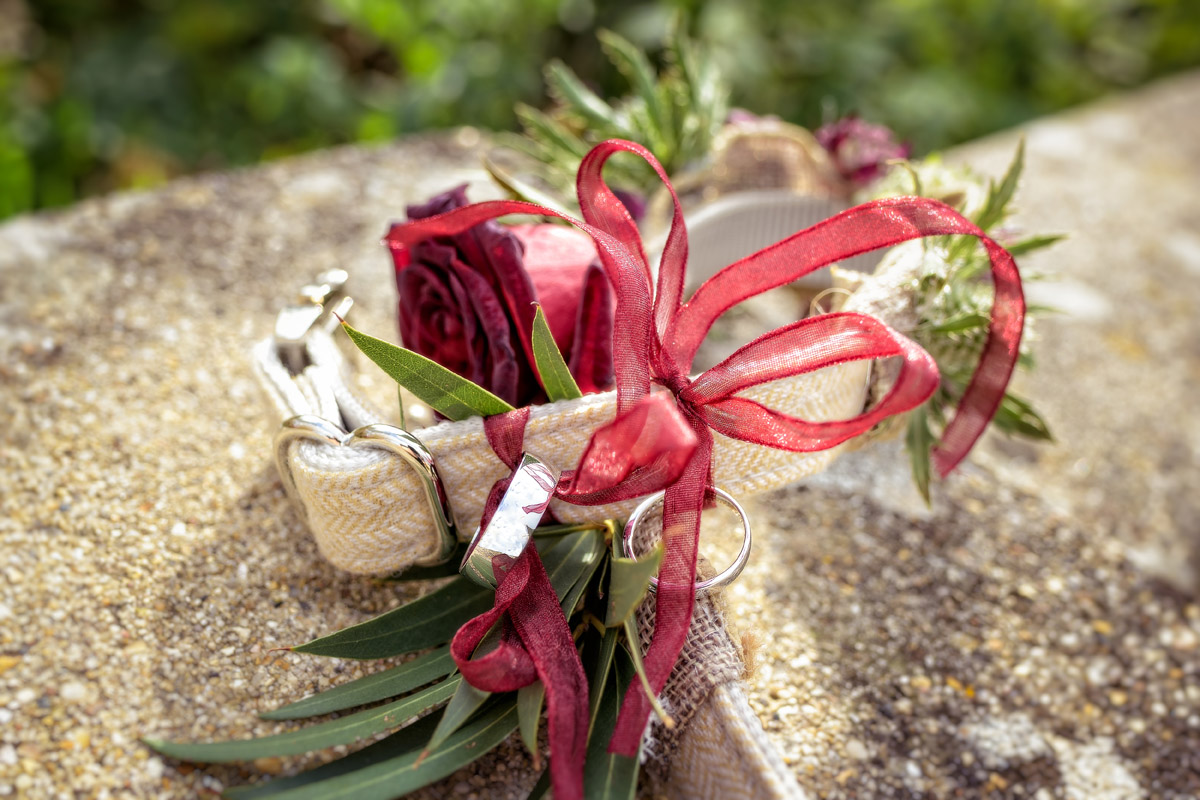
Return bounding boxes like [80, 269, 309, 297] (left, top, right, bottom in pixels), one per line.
[460, 454, 753, 594]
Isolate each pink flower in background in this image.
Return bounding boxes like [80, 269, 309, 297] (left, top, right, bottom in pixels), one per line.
[816, 116, 911, 186]
[392, 186, 614, 408]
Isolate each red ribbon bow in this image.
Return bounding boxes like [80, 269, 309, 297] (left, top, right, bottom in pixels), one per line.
[387, 140, 1024, 799]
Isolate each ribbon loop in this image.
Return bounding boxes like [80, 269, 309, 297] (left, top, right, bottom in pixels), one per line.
[387, 137, 1024, 765]
[450, 547, 587, 800]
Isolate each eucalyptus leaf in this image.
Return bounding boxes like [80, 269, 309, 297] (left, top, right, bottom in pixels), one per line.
[260, 646, 456, 721]
[341, 322, 514, 421]
[227, 701, 519, 800]
[531, 305, 583, 402]
[605, 542, 662, 628]
[517, 681, 546, 764]
[145, 677, 460, 762]
[292, 578, 493, 660]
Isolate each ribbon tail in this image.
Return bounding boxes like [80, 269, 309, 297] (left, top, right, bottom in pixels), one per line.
[608, 419, 710, 755]
[449, 548, 587, 800]
[930, 237, 1025, 476]
[508, 548, 588, 800]
[480, 407, 534, 527]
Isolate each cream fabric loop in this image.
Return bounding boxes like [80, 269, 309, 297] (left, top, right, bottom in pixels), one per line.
[256, 348, 868, 575]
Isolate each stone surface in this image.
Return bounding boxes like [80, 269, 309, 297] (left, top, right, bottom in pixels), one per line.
[2, 70, 1199, 799]
[737, 72, 1200, 799]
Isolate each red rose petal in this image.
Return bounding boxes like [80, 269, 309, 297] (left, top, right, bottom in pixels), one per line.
[513, 224, 600, 353]
[568, 262, 614, 394]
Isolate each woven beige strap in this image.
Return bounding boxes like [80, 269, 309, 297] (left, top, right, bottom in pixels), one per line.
[666, 683, 807, 799]
[255, 330, 868, 575]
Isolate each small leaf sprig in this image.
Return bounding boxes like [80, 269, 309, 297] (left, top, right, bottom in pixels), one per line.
[866, 141, 1061, 501]
[490, 22, 729, 210]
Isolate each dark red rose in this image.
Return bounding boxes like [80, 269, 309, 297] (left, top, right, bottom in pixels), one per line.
[392, 185, 614, 408]
[816, 116, 911, 187]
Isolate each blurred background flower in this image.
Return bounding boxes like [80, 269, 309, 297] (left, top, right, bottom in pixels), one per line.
[1, 0, 1198, 220]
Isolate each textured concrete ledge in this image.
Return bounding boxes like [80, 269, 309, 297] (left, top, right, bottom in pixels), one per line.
[2, 72, 1198, 799]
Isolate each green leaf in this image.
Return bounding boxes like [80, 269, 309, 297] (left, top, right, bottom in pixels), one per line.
[992, 392, 1054, 441]
[224, 712, 446, 799]
[341, 321, 513, 421]
[544, 60, 620, 131]
[560, 540, 605, 616]
[605, 542, 662, 628]
[545, 529, 606, 605]
[384, 525, 595, 583]
[298, 532, 597, 661]
[928, 313, 990, 334]
[482, 148, 579, 218]
[946, 139, 1026, 263]
[621, 618, 673, 729]
[975, 138, 1025, 233]
[526, 769, 552, 800]
[292, 578, 493, 660]
[598, 29, 667, 152]
[420, 529, 604, 753]
[583, 644, 639, 799]
[906, 406, 935, 506]
[585, 628, 620, 740]
[515, 103, 589, 160]
[1004, 233, 1065, 257]
[260, 646, 456, 721]
[421, 678, 491, 756]
[145, 676, 460, 762]
[531, 305, 582, 402]
[225, 701, 519, 800]
[517, 681, 546, 764]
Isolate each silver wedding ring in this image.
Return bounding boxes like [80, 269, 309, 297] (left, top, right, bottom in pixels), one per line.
[459, 454, 559, 588]
[621, 486, 752, 595]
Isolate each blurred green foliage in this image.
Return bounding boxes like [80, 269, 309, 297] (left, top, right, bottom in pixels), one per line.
[1, 0, 1198, 219]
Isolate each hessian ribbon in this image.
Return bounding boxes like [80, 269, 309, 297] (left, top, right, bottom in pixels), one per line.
[386, 139, 1025, 798]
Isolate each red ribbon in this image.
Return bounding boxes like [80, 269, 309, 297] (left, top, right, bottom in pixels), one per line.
[448, 546, 586, 800]
[387, 139, 1024, 788]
